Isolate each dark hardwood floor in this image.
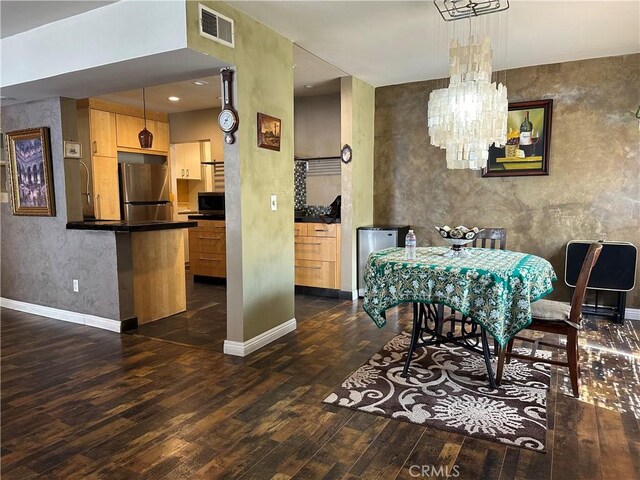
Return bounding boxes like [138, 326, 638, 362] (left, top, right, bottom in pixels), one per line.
[1, 287, 639, 479]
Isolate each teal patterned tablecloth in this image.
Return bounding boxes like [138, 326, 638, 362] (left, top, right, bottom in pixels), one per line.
[363, 247, 557, 347]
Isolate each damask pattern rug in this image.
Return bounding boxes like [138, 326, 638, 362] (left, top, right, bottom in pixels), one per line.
[324, 332, 551, 452]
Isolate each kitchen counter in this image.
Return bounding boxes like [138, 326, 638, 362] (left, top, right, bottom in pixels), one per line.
[295, 216, 341, 224]
[66, 220, 197, 232]
[188, 213, 226, 221]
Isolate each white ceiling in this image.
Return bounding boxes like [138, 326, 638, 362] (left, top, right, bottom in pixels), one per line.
[0, 1, 118, 38]
[294, 45, 345, 97]
[96, 75, 222, 113]
[229, 0, 640, 87]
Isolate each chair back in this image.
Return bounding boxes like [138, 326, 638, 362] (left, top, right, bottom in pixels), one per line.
[471, 228, 507, 250]
[569, 242, 603, 325]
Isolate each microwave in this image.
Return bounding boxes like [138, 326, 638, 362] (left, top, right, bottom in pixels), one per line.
[198, 192, 225, 214]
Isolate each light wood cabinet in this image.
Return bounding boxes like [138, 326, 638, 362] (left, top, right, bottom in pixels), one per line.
[115, 114, 169, 153]
[189, 220, 226, 278]
[294, 222, 341, 289]
[173, 142, 202, 180]
[89, 110, 116, 157]
[92, 155, 120, 220]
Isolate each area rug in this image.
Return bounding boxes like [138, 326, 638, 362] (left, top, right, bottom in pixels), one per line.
[324, 332, 551, 452]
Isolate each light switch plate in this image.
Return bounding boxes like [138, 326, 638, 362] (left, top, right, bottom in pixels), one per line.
[73, 279, 79, 292]
[270, 194, 277, 211]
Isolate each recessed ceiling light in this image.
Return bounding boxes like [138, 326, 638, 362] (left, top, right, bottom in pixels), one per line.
[168, 96, 180, 102]
[304, 84, 314, 89]
[292, 64, 297, 69]
[192, 80, 208, 86]
[217, 96, 222, 100]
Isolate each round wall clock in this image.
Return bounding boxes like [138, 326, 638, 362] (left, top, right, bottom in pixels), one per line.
[341, 144, 352, 164]
[219, 68, 239, 144]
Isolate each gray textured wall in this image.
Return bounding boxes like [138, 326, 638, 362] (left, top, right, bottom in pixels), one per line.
[1, 98, 123, 320]
[374, 54, 640, 307]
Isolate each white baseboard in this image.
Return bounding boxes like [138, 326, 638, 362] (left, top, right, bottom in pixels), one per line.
[223, 318, 297, 357]
[1, 297, 122, 333]
[625, 308, 640, 321]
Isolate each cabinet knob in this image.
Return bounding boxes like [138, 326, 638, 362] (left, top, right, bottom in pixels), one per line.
[186, 169, 189, 177]
[181, 169, 185, 177]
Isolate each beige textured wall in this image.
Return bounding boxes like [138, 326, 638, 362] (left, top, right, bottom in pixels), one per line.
[295, 94, 341, 205]
[187, 1, 295, 341]
[374, 54, 640, 307]
[341, 76, 376, 293]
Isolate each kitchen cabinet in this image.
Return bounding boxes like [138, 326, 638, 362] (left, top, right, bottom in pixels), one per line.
[294, 222, 341, 289]
[115, 114, 169, 153]
[89, 110, 116, 157]
[189, 220, 226, 278]
[173, 142, 202, 180]
[92, 155, 120, 220]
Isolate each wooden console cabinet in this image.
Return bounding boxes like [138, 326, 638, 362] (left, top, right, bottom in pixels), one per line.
[294, 222, 341, 289]
[189, 220, 226, 278]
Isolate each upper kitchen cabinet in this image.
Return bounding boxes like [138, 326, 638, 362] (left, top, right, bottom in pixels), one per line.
[90, 110, 116, 157]
[115, 114, 169, 153]
[173, 142, 202, 180]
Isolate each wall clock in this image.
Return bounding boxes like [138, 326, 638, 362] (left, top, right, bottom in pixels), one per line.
[218, 68, 239, 144]
[341, 144, 352, 164]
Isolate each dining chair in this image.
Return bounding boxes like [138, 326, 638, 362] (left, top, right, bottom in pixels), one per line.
[471, 228, 507, 250]
[496, 242, 603, 397]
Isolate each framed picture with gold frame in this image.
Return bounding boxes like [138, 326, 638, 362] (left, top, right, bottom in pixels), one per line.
[482, 99, 553, 177]
[5, 127, 56, 216]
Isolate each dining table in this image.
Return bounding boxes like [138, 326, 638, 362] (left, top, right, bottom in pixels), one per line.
[362, 246, 557, 387]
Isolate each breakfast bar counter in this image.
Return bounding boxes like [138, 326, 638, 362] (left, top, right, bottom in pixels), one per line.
[67, 220, 196, 327]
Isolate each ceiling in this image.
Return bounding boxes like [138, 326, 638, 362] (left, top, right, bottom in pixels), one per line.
[96, 75, 222, 114]
[3, 1, 636, 110]
[229, 0, 640, 87]
[0, 1, 118, 38]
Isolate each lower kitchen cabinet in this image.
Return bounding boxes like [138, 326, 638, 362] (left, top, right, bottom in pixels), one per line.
[294, 222, 341, 289]
[189, 220, 226, 278]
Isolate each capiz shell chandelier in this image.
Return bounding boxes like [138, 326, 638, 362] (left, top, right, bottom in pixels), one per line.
[428, 36, 508, 170]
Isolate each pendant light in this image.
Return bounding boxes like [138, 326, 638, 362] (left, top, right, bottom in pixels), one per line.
[428, 0, 510, 170]
[138, 88, 153, 149]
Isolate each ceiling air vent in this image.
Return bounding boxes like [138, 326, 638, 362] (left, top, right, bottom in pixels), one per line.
[199, 4, 234, 48]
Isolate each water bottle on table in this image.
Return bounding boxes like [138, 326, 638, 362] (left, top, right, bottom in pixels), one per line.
[405, 229, 417, 260]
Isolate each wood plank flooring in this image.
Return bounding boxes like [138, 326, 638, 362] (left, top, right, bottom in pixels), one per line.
[2, 292, 639, 479]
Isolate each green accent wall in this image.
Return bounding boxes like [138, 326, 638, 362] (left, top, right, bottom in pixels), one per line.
[186, 1, 295, 341]
[341, 76, 375, 293]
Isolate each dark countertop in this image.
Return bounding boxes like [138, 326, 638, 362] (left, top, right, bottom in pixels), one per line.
[66, 220, 197, 232]
[295, 216, 341, 224]
[187, 213, 225, 221]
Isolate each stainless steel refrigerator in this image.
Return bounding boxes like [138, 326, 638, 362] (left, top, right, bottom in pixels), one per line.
[120, 163, 171, 221]
[357, 225, 410, 297]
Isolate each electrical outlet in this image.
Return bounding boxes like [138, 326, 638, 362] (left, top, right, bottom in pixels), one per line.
[73, 279, 79, 293]
[270, 194, 277, 211]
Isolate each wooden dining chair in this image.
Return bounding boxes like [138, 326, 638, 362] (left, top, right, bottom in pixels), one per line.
[496, 242, 603, 397]
[471, 228, 507, 250]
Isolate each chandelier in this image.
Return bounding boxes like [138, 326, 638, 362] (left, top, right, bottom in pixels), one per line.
[428, 2, 509, 170]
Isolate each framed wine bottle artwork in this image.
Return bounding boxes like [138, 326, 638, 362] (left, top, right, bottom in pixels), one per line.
[482, 99, 553, 177]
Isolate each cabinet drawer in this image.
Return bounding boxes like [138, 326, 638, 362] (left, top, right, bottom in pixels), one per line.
[191, 253, 226, 278]
[294, 236, 337, 262]
[197, 220, 225, 230]
[294, 223, 307, 236]
[295, 260, 336, 289]
[307, 223, 337, 238]
[189, 231, 225, 254]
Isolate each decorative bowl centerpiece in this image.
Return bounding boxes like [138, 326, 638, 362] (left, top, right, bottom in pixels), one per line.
[435, 225, 484, 257]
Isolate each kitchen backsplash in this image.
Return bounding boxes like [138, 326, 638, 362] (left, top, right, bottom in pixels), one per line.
[294, 161, 306, 209]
